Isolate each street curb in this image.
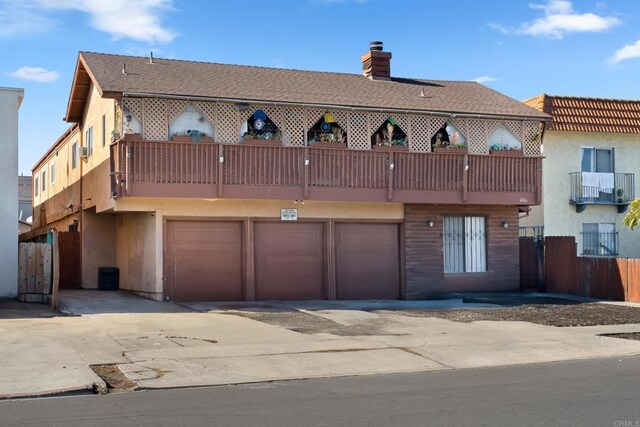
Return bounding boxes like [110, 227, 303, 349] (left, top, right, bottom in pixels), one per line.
[0, 381, 106, 401]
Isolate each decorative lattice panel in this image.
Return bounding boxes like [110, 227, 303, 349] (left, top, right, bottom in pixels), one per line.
[429, 116, 447, 139]
[348, 111, 370, 150]
[409, 115, 432, 152]
[502, 120, 524, 146]
[115, 100, 123, 134]
[524, 121, 542, 157]
[392, 114, 410, 136]
[283, 106, 305, 146]
[143, 98, 168, 140]
[467, 118, 489, 154]
[216, 102, 240, 144]
[123, 98, 143, 126]
[168, 100, 190, 123]
[369, 112, 389, 134]
[331, 110, 349, 132]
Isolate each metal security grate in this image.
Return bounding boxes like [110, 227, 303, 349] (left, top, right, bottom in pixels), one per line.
[443, 216, 487, 273]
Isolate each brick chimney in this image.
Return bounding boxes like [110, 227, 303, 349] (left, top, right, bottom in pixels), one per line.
[362, 41, 391, 81]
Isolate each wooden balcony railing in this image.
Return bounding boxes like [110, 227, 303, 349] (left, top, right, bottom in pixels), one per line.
[110, 140, 542, 205]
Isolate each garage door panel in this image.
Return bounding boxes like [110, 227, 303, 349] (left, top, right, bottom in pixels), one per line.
[336, 223, 400, 300]
[255, 222, 324, 300]
[167, 221, 243, 302]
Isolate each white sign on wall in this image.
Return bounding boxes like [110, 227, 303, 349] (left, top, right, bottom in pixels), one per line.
[280, 208, 298, 221]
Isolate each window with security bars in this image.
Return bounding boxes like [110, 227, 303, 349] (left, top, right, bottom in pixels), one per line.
[443, 216, 487, 273]
[582, 223, 617, 256]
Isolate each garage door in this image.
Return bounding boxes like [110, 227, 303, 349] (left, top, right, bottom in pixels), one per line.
[254, 222, 325, 300]
[335, 223, 400, 300]
[166, 221, 242, 302]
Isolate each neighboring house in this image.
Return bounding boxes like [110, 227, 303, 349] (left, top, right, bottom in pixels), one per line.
[32, 44, 548, 302]
[18, 220, 31, 234]
[0, 87, 24, 299]
[18, 175, 33, 222]
[521, 94, 638, 258]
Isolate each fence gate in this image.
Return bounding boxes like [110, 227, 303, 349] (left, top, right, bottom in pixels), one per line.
[519, 236, 544, 290]
[58, 231, 81, 289]
[18, 242, 53, 303]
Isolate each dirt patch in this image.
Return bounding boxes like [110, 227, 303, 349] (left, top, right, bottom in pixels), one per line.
[226, 311, 401, 336]
[91, 364, 137, 393]
[600, 332, 640, 341]
[383, 303, 640, 327]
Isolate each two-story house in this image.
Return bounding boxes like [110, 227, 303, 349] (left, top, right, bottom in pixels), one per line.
[521, 94, 638, 257]
[32, 44, 548, 302]
[1, 87, 24, 299]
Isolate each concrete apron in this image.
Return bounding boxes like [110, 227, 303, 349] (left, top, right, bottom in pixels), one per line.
[1, 290, 640, 398]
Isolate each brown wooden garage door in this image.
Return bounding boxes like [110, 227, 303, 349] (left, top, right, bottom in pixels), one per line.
[335, 223, 400, 300]
[166, 220, 243, 302]
[254, 222, 325, 300]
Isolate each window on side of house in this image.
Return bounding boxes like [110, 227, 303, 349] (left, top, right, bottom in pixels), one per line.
[50, 162, 55, 185]
[86, 127, 94, 157]
[102, 115, 106, 147]
[443, 216, 487, 273]
[41, 170, 46, 192]
[72, 142, 78, 169]
[35, 177, 39, 197]
[581, 147, 614, 173]
[582, 223, 617, 256]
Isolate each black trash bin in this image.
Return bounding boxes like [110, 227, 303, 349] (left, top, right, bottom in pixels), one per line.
[98, 267, 119, 290]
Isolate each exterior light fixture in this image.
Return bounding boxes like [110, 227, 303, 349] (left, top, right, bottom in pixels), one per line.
[219, 155, 224, 163]
[427, 219, 434, 227]
[390, 163, 395, 170]
[502, 221, 509, 228]
[304, 158, 310, 166]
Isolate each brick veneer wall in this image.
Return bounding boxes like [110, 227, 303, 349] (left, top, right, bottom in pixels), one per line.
[404, 204, 520, 298]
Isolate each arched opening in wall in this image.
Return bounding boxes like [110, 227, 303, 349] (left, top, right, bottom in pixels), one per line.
[241, 109, 281, 143]
[430, 122, 467, 150]
[488, 124, 522, 152]
[122, 107, 142, 135]
[307, 113, 347, 146]
[371, 116, 407, 148]
[169, 105, 214, 142]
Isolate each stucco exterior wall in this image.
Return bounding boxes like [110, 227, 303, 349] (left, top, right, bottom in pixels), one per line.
[116, 213, 157, 298]
[82, 82, 116, 175]
[539, 130, 640, 257]
[81, 209, 116, 289]
[0, 87, 23, 298]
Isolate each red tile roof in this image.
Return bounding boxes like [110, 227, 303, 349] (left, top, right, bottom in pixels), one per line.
[524, 94, 640, 133]
[66, 52, 549, 122]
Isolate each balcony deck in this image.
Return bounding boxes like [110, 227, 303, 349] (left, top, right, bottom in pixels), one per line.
[569, 172, 635, 213]
[110, 140, 542, 206]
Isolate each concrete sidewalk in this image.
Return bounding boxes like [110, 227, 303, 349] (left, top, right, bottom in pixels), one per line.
[1, 291, 640, 398]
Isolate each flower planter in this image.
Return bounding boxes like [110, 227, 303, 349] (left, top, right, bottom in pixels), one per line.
[172, 135, 214, 143]
[490, 149, 523, 157]
[242, 138, 283, 147]
[309, 141, 347, 149]
[433, 147, 468, 154]
[122, 132, 142, 141]
[372, 145, 409, 152]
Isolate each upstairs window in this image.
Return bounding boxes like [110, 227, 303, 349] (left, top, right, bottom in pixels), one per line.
[581, 147, 613, 173]
[50, 162, 55, 185]
[86, 127, 94, 157]
[41, 171, 46, 192]
[72, 142, 78, 169]
[35, 177, 39, 196]
[582, 223, 617, 256]
[102, 115, 106, 147]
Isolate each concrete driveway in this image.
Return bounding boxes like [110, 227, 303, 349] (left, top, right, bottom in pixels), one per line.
[1, 290, 640, 399]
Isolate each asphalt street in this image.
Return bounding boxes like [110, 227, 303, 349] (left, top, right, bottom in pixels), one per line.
[2, 356, 640, 426]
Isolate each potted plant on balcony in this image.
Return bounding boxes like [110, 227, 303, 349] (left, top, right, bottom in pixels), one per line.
[433, 140, 468, 154]
[617, 189, 625, 203]
[242, 130, 283, 146]
[172, 130, 214, 143]
[489, 144, 523, 157]
[310, 127, 347, 149]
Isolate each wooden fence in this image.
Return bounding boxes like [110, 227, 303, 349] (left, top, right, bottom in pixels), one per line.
[545, 236, 640, 302]
[18, 242, 53, 303]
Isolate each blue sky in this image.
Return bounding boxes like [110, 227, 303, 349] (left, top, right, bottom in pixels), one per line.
[1, 0, 639, 174]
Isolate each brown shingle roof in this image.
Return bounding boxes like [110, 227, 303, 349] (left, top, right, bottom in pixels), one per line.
[72, 51, 548, 121]
[524, 94, 640, 133]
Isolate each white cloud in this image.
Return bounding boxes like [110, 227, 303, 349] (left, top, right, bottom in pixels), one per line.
[491, 1, 620, 39]
[473, 76, 498, 84]
[0, 0, 176, 43]
[0, 0, 56, 37]
[8, 66, 60, 83]
[610, 39, 640, 63]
